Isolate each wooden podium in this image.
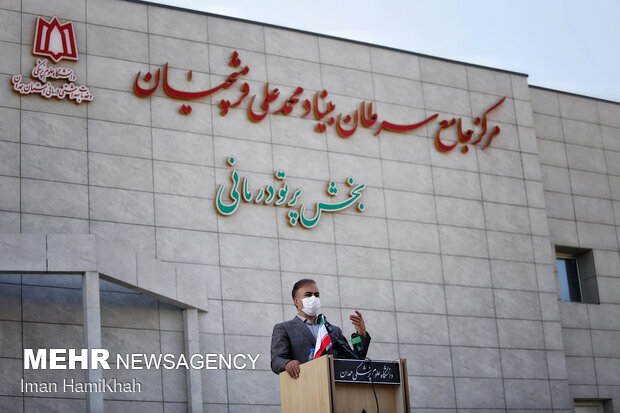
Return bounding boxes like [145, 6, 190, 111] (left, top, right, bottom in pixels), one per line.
[279, 356, 410, 413]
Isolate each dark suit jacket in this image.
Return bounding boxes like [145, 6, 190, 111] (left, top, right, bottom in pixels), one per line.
[270, 316, 371, 374]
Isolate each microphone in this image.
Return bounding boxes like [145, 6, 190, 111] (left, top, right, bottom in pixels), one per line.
[351, 333, 364, 358]
[320, 315, 360, 359]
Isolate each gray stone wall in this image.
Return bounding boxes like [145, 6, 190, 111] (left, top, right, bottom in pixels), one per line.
[531, 87, 620, 410]
[0, 0, 618, 412]
[0, 274, 187, 412]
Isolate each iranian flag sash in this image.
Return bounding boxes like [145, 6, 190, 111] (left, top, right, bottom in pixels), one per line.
[313, 318, 332, 359]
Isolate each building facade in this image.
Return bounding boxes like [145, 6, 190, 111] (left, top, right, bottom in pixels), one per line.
[0, 0, 619, 412]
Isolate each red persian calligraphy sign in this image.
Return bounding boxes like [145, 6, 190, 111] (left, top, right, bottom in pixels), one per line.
[10, 16, 92, 104]
[133, 50, 506, 154]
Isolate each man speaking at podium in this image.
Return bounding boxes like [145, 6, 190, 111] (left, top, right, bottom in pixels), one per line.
[271, 278, 371, 378]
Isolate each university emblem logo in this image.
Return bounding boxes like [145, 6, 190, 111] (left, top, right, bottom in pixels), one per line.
[32, 16, 78, 63]
[11, 15, 92, 103]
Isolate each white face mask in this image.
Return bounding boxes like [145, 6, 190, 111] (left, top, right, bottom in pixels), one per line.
[300, 296, 320, 317]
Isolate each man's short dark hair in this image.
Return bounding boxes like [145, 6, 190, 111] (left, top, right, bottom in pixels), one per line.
[292, 278, 316, 299]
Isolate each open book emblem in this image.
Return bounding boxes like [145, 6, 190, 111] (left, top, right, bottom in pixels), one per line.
[32, 16, 78, 63]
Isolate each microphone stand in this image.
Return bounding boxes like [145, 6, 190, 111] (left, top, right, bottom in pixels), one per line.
[319, 314, 361, 360]
[319, 316, 378, 411]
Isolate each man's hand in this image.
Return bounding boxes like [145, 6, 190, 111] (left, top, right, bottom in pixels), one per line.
[285, 360, 301, 379]
[349, 310, 367, 337]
